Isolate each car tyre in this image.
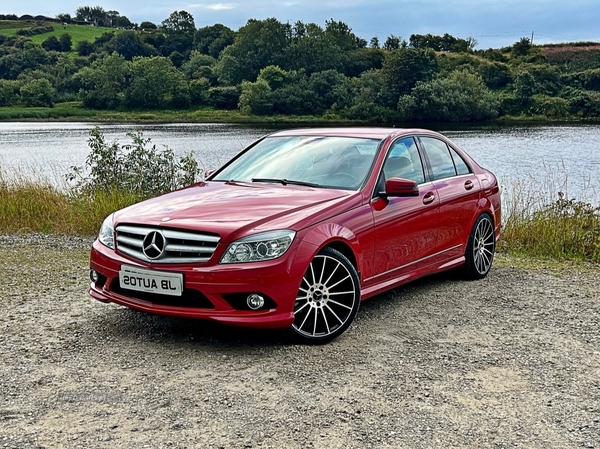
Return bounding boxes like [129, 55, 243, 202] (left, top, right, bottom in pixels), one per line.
[287, 247, 360, 344]
[463, 213, 495, 280]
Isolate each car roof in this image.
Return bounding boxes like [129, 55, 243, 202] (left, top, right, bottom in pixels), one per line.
[268, 127, 438, 140]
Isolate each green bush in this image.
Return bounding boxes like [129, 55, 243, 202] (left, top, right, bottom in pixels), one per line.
[208, 86, 240, 109]
[19, 78, 55, 107]
[16, 25, 54, 36]
[530, 95, 569, 118]
[397, 70, 499, 122]
[67, 126, 201, 199]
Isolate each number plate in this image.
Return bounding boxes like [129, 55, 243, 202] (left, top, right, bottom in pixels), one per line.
[119, 265, 183, 297]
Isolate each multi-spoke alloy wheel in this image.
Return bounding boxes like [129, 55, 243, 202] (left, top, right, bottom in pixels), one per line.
[464, 213, 495, 279]
[289, 247, 360, 344]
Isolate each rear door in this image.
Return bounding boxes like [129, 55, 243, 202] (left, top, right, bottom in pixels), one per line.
[418, 136, 481, 261]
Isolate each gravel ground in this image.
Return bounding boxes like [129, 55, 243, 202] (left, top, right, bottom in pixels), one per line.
[0, 233, 599, 449]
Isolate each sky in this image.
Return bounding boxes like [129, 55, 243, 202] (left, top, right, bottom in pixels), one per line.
[7, 0, 600, 49]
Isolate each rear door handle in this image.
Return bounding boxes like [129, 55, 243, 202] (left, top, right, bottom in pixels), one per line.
[464, 180, 474, 190]
[423, 192, 435, 205]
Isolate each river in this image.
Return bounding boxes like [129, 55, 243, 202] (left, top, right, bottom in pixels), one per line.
[1, 122, 599, 204]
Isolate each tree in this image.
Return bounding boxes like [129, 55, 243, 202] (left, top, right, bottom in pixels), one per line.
[73, 52, 131, 108]
[282, 21, 344, 75]
[114, 16, 133, 29]
[512, 37, 532, 57]
[193, 24, 235, 58]
[238, 79, 273, 115]
[19, 78, 56, 107]
[345, 48, 384, 77]
[308, 70, 350, 111]
[75, 6, 108, 26]
[125, 56, 190, 108]
[189, 78, 210, 105]
[0, 40, 51, 79]
[383, 35, 402, 50]
[158, 11, 196, 57]
[104, 31, 153, 60]
[369, 37, 380, 49]
[208, 86, 240, 109]
[76, 40, 94, 56]
[257, 65, 289, 89]
[59, 33, 72, 52]
[181, 50, 216, 79]
[380, 48, 439, 107]
[161, 11, 196, 35]
[42, 35, 62, 52]
[56, 13, 71, 23]
[223, 18, 290, 83]
[513, 71, 537, 102]
[397, 70, 499, 121]
[409, 33, 473, 53]
[0, 79, 20, 106]
[139, 21, 157, 31]
[324, 19, 366, 51]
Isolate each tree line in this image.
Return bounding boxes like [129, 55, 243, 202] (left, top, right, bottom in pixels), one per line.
[1, 8, 600, 122]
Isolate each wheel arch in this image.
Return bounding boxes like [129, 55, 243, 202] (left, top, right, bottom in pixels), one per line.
[300, 222, 362, 277]
[324, 240, 357, 271]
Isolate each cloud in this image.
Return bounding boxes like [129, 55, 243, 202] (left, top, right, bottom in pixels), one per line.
[205, 3, 236, 10]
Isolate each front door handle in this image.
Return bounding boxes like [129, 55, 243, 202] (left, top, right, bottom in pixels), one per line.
[423, 192, 435, 205]
[464, 180, 474, 190]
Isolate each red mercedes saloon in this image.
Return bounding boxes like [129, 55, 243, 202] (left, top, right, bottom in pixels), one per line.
[89, 128, 501, 343]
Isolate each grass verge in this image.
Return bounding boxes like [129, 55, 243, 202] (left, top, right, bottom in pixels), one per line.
[0, 171, 141, 235]
[1, 168, 598, 263]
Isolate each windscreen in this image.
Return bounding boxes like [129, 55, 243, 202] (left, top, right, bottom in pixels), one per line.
[212, 136, 381, 190]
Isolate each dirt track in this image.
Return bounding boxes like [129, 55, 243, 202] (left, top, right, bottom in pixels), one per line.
[0, 234, 599, 448]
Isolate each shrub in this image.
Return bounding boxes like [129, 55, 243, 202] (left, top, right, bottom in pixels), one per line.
[397, 70, 499, 122]
[530, 95, 569, 118]
[208, 86, 240, 109]
[67, 126, 201, 199]
[16, 26, 54, 36]
[19, 78, 55, 107]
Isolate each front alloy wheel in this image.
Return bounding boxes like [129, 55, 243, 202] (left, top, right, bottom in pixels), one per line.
[289, 247, 360, 344]
[464, 213, 495, 279]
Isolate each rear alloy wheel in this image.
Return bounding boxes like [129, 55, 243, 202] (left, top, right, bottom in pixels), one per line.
[464, 213, 495, 280]
[289, 247, 360, 344]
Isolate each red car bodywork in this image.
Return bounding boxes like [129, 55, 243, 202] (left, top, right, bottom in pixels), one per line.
[89, 128, 501, 329]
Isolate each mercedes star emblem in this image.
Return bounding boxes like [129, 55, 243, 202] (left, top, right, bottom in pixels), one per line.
[142, 230, 166, 260]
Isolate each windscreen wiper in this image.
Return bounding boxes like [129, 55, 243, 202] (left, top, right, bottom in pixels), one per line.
[251, 178, 323, 188]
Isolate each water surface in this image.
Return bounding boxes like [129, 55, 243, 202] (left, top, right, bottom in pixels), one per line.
[1, 122, 598, 203]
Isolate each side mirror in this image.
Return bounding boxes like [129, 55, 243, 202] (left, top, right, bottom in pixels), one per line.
[204, 168, 216, 180]
[384, 177, 419, 197]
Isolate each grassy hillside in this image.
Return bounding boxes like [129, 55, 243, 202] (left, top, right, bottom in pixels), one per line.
[0, 20, 115, 46]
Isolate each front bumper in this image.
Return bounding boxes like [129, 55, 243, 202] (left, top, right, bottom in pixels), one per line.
[89, 238, 314, 329]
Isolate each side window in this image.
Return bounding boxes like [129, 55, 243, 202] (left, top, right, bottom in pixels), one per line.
[420, 137, 456, 180]
[383, 137, 425, 184]
[449, 146, 471, 175]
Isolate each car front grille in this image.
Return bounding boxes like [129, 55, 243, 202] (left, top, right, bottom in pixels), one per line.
[115, 225, 220, 264]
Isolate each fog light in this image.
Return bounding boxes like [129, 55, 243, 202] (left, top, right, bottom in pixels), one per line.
[247, 294, 265, 310]
[90, 269, 99, 283]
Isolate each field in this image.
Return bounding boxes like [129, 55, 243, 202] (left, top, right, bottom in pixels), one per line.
[0, 20, 116, 47]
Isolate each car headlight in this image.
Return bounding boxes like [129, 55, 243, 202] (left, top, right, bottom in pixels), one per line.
[98, 213, 115, 249]
[220, 230, 296, 264]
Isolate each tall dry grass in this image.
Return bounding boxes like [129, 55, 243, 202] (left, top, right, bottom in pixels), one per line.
[1, 165, 598, 263]
[499, 170, 600, 263]
[0, 168, 141, 236]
